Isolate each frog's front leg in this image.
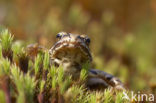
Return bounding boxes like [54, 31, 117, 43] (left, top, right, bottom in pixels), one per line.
[88, 69, 125, 90]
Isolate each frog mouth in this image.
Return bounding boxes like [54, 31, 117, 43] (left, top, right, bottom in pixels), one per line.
[49, 41, 92, 62]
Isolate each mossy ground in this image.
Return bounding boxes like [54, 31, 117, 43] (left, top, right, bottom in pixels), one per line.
[0, 29, 133, 103]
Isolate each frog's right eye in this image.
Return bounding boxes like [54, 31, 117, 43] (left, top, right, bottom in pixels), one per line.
[56, 32, 67, 39]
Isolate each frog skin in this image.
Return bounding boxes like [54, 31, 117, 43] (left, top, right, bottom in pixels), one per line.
[49, 32, 124, 90]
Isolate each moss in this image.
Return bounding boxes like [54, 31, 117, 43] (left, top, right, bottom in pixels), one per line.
[0, 28, 131, 103]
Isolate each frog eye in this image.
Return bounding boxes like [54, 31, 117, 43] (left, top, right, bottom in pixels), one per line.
[56, 33, 62, 39]
[56, 32, 67, 39]
[78, 35, 91, 45]
[85, 37, 91, 44]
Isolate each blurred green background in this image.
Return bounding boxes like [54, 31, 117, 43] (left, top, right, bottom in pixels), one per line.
[0, 0, 156, 93]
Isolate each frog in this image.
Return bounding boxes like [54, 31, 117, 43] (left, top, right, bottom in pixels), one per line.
[49, 32, 124, 90]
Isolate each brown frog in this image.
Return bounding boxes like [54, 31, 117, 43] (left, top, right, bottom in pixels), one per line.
[49, 32, 124, 90]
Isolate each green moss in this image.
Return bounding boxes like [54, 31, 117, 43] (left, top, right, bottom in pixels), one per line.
[0, 28, 131, 103]
[0, 29, 13, 51]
